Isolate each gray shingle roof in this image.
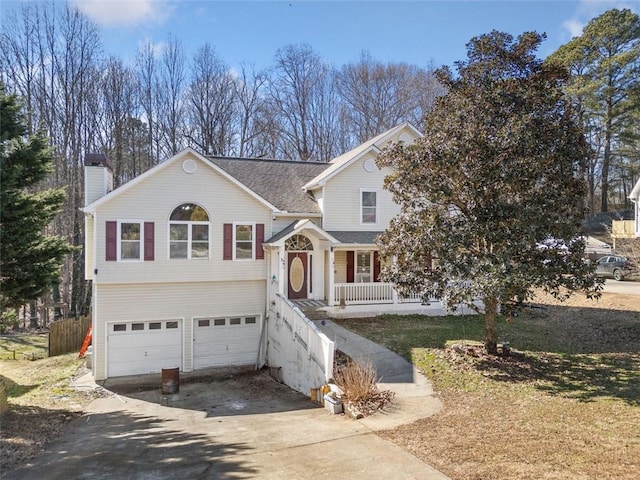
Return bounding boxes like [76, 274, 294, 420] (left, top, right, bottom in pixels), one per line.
[326, 231, 383, 245]
[208, 157, 329, 213]
[264, 221, 298, 243]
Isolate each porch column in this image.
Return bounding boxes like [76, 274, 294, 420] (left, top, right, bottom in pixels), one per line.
[328, 247, 335, 306]
[391, 254, 399, 304]
[278, 246, 287, 296]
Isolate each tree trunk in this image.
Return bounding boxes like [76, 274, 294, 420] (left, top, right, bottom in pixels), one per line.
[484, 296, 498, 355]
[29, 301, 39, 329]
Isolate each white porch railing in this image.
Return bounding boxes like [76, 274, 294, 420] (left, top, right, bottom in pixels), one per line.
[332, 282, 437, 306]
[333, 282, 394, 305]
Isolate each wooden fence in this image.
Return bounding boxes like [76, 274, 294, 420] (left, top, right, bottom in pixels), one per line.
[49, 316, 91, 357]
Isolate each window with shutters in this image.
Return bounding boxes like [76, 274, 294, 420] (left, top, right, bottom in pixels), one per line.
[224, 222, 264, 260]
[346, 250, 381, 283]
[169, 203, 210, 259]
[356, 251, 372, 283]
[106, 221, 154, 261]
[234, 223, 254, 260]
[119, 221, 142, 260]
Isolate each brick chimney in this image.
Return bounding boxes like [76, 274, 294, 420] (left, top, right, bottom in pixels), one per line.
[84, 153, 113, 206]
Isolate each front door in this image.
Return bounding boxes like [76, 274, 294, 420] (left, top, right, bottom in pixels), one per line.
[288, 252, 307, 299]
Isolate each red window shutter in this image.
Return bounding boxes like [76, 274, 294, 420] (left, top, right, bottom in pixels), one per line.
[144, 222, 154, 261]
[106, 221, 117, 261]
[223, 223, 233, 260]
[255, 223, 265, 260]
[346, 250, 354, 283]
[374, 251, 381, 282]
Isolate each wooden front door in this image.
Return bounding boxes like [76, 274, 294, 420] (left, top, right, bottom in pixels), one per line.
[288, 252, 307, 299]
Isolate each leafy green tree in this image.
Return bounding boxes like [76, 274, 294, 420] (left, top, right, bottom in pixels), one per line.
[0, 84, 73, 314]
[378, 31, 601, 354]
[548, 9, 640, 212]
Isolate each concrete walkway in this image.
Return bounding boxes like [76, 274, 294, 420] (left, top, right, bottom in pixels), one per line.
[4, 331, 450, 480]
[315, 320, 443, 431]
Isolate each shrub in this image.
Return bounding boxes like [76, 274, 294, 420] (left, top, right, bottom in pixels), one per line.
[334, 358, 395, 415]
[0, 309, 19, 333]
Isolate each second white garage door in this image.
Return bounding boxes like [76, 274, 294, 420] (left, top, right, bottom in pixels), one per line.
[107, 320, 182, 377]
[193, 315, 260, 369]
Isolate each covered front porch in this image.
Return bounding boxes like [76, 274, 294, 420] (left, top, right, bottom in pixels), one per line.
[264, 220, 459, 316]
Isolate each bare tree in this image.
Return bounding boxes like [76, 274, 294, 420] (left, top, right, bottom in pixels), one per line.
[93, 57, 151, 186]
[335, 52, 443, 143]
[0, 3, 40, 133]
[268, 44, 337, 161]
[185, 43, 236, 155]
[234, 63, 270, 158]
[135, 40, 159, 167]
[156, 34, 187, 157]
[1, 2, 103, 317]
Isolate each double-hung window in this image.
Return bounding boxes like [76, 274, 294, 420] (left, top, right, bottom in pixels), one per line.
[169, 203, 210, 259]
[361, 190, 377, 224]
[356, 251, 372, 283]
[234, 223, 254, 260]
[119, 221, 143, 260]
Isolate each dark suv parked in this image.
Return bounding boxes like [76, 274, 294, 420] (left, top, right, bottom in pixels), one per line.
[594, 255, 636, 281]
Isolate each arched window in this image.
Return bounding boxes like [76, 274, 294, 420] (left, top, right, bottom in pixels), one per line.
[169, 203, 210, 259]
[285, 234, 313, 251]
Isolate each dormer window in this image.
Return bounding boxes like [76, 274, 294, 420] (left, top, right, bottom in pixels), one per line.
[169, 203, 210, 259]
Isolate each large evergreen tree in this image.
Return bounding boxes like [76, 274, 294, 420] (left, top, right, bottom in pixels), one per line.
[378, 31, 602, 354]
[0, 84, 73, 313]
[548, 9, 640, 212]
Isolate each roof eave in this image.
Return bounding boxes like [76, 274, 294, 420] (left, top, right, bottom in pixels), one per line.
[302, 145, 382, 190]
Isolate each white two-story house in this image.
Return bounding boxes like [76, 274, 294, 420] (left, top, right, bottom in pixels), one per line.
[83, 123, 423, 380]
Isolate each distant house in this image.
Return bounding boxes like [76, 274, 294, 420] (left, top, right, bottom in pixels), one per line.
[631, 178, 640, 237]
[611, 178, 640, 247]
[83, 123, 433, 381]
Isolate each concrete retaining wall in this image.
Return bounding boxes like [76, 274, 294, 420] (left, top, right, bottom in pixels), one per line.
[266, 295, 334, 396]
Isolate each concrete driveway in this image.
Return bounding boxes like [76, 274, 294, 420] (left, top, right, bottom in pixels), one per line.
[601, 278, 640, 295]
[5, 367, 448, 479]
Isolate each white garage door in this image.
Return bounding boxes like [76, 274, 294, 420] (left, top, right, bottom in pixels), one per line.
[108, 320, 182, 377]
[193, 315, 260, 369]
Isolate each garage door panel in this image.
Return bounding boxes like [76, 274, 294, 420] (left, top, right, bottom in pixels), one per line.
[108, 320, 182, 377]
[194, 316, 260, 370]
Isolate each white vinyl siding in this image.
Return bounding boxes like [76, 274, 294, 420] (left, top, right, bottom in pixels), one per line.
[93, 155, 271, 284]
[85, 214, 95, 280]
[92, 280, 266, 380]
[322, 153, 399, 231]
[334, 251, 347, 284]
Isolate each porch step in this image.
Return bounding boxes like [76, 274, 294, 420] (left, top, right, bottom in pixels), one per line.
[292, 300, 328, 321]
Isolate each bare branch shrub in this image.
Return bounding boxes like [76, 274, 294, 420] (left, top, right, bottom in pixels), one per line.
[334, 358, 395, 416]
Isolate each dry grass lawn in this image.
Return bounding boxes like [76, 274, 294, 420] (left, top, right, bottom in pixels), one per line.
[336, 291, 640, 480]
[0, 339, 98, 472]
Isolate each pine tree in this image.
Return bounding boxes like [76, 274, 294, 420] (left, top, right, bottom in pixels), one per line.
[378, 32, 602, 354]
[548, 9, 640, 212]
[0, 84, 73, 314]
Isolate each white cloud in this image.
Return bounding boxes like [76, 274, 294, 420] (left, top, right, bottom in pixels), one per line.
[560, 0, 639, 41]
[71, 0, 171, 27]
[138, 38, 167, 57]
[561, 19, 584, 38]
